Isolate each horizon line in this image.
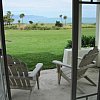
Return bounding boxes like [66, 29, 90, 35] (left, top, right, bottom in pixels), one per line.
[11, 15, 96, 18]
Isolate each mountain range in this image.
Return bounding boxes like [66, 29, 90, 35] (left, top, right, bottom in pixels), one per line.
[12, 15, 96, 24]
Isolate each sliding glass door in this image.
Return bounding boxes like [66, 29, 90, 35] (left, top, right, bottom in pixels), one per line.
[0, 0, 11, 100]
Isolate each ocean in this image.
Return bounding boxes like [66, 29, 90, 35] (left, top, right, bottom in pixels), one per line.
[12, 15, 96, 24]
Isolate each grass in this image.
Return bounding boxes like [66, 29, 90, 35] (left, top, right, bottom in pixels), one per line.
[5, 28, 95, 70]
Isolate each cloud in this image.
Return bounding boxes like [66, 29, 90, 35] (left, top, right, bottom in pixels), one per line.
[3, 0, 71, 9]
[2, 0, 96, 18]
[3, 0, 72, 17]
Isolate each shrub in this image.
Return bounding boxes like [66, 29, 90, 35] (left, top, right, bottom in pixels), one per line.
[4, 25, 18, 30]
[81, 35, 95, 47]
[24, 24, 52, 30]
[35, 23, 38, 26]
[29, 21, 33, 24]
[24, 24, 37, 30]
[55, 21, 63, 27]
[4, 23, 63, 30]
[41, 23, 44, 26]
[65, 35, 95, 48]
[65, 40, 72, 48]
[52, 26, 60, 30]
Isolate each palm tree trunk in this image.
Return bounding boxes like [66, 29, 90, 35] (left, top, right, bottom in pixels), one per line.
[22, 18, 23, 24]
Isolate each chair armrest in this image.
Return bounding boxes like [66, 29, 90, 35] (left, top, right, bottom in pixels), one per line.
[78, 57, 82, 60]
[29, 63, 43, 78]
[52, 60, 72, 68]
[92, 61, 96, 64]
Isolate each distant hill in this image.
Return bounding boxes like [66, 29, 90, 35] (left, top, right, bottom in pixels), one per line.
[13, 15, 60, 23]
[12, 15, 96, 24]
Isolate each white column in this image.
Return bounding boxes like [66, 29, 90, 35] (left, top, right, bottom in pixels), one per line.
[96, 0, 100, 67]
[78, 3, 82, 50]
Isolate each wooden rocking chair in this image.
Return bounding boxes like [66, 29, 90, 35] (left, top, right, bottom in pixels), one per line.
[52, 46, 99, 93]
[7, 55, 43, 99]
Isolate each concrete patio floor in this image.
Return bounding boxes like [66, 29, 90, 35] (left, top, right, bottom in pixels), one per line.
[11, 68, 99, 100]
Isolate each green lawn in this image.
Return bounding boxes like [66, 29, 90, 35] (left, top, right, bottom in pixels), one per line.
[5, 28, 95, 70]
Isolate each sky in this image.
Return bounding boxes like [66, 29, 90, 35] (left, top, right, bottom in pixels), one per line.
[3, 0, 96, 18]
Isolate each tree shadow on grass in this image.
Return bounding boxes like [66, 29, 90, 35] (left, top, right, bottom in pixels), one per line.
[12, 52, 63, 71]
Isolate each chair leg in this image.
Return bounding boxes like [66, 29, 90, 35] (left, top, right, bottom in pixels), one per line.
[57, 65, 61, 85]
[28, 90, 32, 100]
[36, 75, 39, 89]
[58, 72, 61, 85]
[84, 76, 97, 86]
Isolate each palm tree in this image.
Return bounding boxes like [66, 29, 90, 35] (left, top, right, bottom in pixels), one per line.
[63, 16, 67, 25]
[18, 20, 20, 24]
[19, 13, 25, 24]
[10, 18, 14, 25]
[3, 15, 8, 25]
[6, 11, 14, 25]
[18, 20, 21, 27]
[59, 15, 63, 23]
[7, 11, 11, 17]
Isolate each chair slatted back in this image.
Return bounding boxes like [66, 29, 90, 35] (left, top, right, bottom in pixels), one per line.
[20, 62, 28, 77]
[78, 46, 99, 78]
[7, 54, 14, 65]
[7, 54, 22, 65]
[79, 46, 98, 68]
[13, 58, 21, 64]
[8, 64, 31, 90]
